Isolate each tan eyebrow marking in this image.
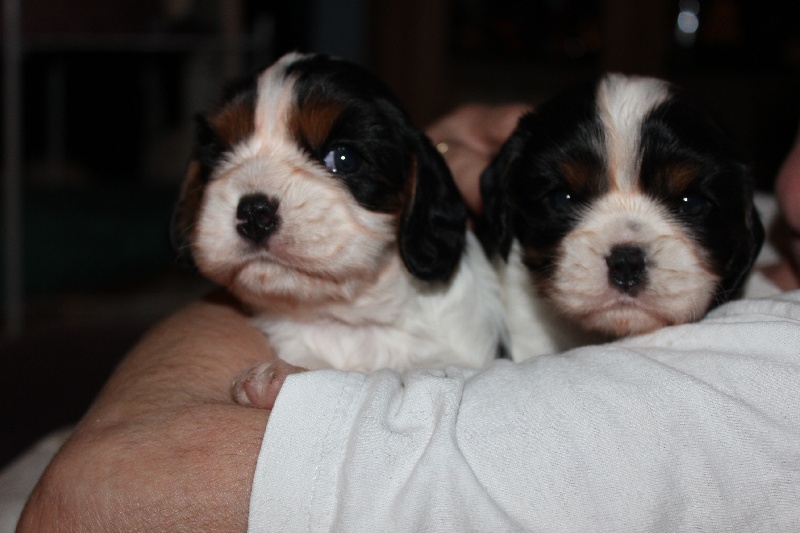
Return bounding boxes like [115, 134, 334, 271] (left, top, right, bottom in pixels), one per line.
[559, 159, 606, 194]
[208, 92, 256, 149]
[289, 97, 345, 152]
[662, 162, 699, 195]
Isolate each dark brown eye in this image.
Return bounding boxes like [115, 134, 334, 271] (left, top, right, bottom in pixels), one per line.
[547, 190, 574, 211]
[323, 146, 362, 174]
[677, 194, 709, 217]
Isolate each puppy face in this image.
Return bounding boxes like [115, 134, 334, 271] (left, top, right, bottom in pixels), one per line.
[172, 53, 466, 309]
[480, 74, 764, 337]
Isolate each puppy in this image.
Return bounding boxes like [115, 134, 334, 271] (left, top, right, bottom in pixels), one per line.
[171, 52, 508, 400]
[479, 73, 764, 360]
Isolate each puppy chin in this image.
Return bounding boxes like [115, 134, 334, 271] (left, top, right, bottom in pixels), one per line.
[570, 300, 691, 337]
[228, 253, 399, 312]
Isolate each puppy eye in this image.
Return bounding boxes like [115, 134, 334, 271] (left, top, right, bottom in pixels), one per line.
[677, 194, 710, 217]
[547, 190, 574, 211]
[323, 146, 362, 174]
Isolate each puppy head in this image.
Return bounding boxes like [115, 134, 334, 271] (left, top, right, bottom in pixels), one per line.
[171, 52, 466, 308]
[480, 74, 764, 337]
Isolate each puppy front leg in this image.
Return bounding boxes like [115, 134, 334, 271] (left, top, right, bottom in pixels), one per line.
[232, 359, 306, 409]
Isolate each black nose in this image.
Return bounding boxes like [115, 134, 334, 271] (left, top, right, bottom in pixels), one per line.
[236, 193, 280, 244]
[606, 244, 647, 294]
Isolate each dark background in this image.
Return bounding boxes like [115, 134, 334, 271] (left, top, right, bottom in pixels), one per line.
[1, 0, 799, 468]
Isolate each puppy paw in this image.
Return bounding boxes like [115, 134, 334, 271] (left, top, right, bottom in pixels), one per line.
[232, 360, 306, 409]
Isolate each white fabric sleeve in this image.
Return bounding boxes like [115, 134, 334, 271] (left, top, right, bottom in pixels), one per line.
[248, 291, 800, 532]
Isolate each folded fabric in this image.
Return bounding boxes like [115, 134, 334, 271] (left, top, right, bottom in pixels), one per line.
[250, 291, 800, 532]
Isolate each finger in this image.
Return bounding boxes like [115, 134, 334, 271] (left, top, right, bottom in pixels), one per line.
[232, 360, 306, 409]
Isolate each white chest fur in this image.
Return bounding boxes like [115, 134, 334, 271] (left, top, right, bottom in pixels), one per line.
[251, 233, 509, 372]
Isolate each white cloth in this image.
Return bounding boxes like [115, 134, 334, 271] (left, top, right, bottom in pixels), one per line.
[0, 429, 72, 533]
[249, 291, 800, 532]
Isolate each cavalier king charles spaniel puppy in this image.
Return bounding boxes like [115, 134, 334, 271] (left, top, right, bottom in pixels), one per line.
[171, 52, 508, 404]
[478, 74, 764, 360]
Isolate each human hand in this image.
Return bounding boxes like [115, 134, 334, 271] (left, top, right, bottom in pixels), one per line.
[17, 293, 279, 532]
[425, 103, 531, 213]
[764, 130, 800, 290]
[772, 131, 800, 290]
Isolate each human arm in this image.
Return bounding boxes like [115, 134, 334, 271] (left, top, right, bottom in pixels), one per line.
[16, 293, 279, 532]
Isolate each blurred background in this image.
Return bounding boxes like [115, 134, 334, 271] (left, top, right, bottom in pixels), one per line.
[1, 0, 798, 467]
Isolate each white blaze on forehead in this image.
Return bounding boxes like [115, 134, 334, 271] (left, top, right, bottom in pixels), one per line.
[251, 52, 310, 142]
[224, 53, 309, 168]
[596, 74, 671, 191]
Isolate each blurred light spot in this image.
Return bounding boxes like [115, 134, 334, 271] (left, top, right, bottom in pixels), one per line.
[675, 1, 700, 47]
[677, 11, 700, 34]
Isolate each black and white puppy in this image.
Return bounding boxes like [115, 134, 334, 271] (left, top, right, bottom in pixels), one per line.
[172, 52, 507, 379]
[479, 73, 764, 359]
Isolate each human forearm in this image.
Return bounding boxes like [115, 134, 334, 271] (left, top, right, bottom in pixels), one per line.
[18, 293, 271, 532]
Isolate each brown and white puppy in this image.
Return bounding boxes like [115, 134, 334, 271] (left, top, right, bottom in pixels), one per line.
[478, 74, 764, 360]
[171, 53, 508, 397]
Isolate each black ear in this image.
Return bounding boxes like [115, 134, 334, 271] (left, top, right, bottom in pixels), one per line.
[398, 133, 468, 282]
[193, 114, 227, 182]
[474, 133, 520, 260]
[170, 115, 221, 268]
[718, 199, 765, 301]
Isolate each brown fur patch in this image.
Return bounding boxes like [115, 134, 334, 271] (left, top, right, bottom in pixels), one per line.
[208, 92, 256, 149]
[559, 159, 606, 194]
[289, 97, 345, 152]
[662, 162, 699, 195]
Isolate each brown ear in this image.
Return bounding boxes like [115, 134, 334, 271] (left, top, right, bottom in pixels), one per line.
[170, 159, 207, 268]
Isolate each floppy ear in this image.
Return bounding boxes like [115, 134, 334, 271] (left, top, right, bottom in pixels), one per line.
[717, 198, 765, 301]
[398, 133, 468, 283]
[474, 136, 519, 260]
[170, 115, 222, 268]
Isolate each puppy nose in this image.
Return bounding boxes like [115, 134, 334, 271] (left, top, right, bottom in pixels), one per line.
[606, 244, 647, 294]
[236, 193, 280, 244]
